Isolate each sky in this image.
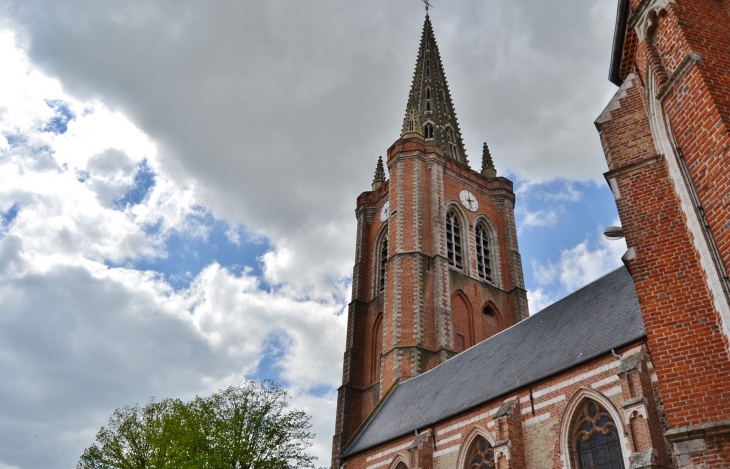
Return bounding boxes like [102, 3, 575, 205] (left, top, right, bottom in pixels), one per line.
[0, 1, 627, 467]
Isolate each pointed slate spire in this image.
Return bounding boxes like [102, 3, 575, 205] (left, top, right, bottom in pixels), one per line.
[372, 156, 386, 190]
[400, 16, 468, 165]
[481, 142, 496, 177]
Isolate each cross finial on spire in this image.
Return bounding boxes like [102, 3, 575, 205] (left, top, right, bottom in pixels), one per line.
[422, 0, 433, 15]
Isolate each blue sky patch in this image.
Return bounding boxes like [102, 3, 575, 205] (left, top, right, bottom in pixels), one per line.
[113, 160, 156, 209]
[4, 134, 26, 147]
[248, 331, 290, 384]
[129, 209, 271, 290]
[0, 204, 20, 238]
[75, 169, 90, 183]
[514, 179, 620, 293]
[42, 100, 75, 135]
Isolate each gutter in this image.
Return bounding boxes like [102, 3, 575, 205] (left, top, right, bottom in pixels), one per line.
[609, 0, 630, 86]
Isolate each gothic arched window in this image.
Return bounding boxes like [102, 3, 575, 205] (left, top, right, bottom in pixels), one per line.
[475, 223, 492, 282]
[426, 88, 431, 99]
[378, 235, 388, 294]
[465, 436, 495, 468]
[571, 400, 625, 469]
[426, 59, 431, 76]
[446, 210, 463, 269]
[424, 123, 434, 140]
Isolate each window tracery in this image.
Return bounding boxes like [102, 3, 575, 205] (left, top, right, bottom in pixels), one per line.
[465, 436, 495, 469]
[475, 223, 492, 282]
[446, 210, 463, 269]
[571, 400, 625, 469]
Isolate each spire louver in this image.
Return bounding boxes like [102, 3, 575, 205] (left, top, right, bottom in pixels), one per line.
[372, 156, 386, 190]
[481, 142, 496, 177]
[400, 16, 468, 165]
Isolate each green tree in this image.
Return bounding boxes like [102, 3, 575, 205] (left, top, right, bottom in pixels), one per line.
[78, 381, 316, 469]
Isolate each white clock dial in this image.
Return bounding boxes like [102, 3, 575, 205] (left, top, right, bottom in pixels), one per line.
[379, 201, 390, 222]
[459, 190, 478, 212]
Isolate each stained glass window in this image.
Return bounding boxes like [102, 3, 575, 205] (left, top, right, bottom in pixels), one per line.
[572, 401, 625, 469]
[466, 436, 495, 469]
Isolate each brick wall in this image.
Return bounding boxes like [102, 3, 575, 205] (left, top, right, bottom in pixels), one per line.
[598, 0, 730, 466]
[341, 342, 651, 469]
[333, 136, 528, 468]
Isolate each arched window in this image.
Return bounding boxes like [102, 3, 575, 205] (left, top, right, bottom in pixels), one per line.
[571, 400, 625, 469]
[379, 235, 388, 294]
[475, 223, 492, 282]
[426, 88, 431, 99]
[424, 123, 434, 140]
[465, 436, 495, 468]
[426, 60, 431, 76]
[446, 210, 463, 269]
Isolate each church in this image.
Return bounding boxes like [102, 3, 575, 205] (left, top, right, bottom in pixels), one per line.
[331, 1, 730, 468]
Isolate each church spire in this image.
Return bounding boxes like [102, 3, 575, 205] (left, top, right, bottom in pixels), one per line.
[372, 156, 386, 190]
[481, 142, 496, 177]
[400, 15, 468, 165]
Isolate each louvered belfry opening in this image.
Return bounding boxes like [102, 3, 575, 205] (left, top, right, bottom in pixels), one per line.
[446, 210, 463, 269]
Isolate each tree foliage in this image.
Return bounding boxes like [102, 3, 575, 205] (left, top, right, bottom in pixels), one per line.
[78, 381, 316, 469]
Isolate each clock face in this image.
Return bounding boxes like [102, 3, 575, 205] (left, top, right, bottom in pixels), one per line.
[459, 190, 478, 212]
[380, 200, 390, 222]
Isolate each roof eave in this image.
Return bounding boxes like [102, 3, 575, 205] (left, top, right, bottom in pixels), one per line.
[341, 334, 647, 459]
[609, 0, 630, 86]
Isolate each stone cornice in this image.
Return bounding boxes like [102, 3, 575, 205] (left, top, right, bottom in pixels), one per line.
[665, 419, 730, 443]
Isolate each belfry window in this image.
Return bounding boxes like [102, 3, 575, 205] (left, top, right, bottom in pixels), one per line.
[378, 236, 388, 294]
[475, 223, 492, 282]
[465, 436, 495, 469]
[571, 400, 625, 469]
[447, 128, 458, 158]
[424, 123, 434, 140]
[446, 210, 463, 269]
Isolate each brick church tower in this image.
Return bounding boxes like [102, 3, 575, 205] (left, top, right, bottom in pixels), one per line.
[598, 0, 730, 466]
[332, 16, 528, 467]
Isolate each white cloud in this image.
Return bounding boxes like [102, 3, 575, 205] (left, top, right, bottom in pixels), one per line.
[530, 229, 627, 312]
[519, 208, 558, 230]
[0, 0, 627, 466]
[0, 31, 345, 468]
[526, 287, 559, 315]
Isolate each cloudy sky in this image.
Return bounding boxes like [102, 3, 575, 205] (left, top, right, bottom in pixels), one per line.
[0, 1, 627, 467]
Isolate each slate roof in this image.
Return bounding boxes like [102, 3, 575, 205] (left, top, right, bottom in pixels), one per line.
[342, 266, 645, 458]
